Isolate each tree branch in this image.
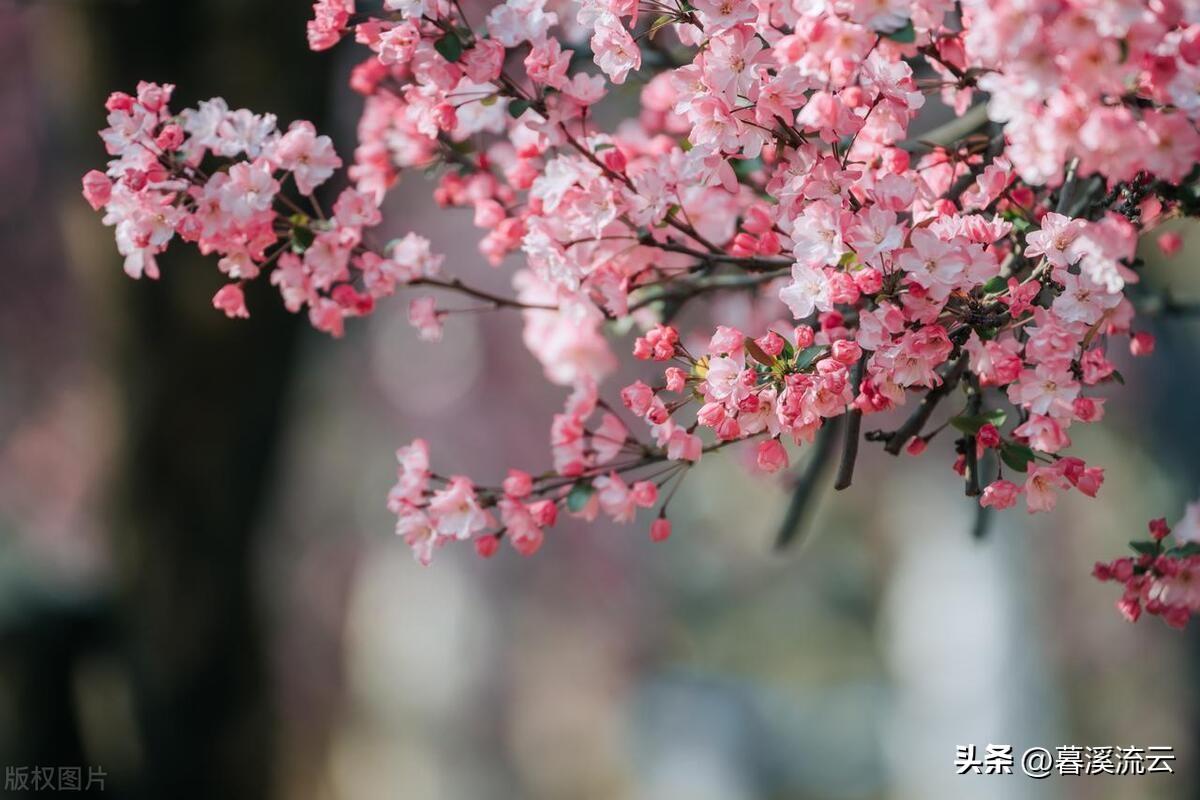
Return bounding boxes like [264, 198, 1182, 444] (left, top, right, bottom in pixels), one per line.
[833, 355, 867, 491]
[775, 418, 839, 549]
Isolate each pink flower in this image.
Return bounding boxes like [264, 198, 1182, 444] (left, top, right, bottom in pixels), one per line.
[1025, 213, 1086, 269]
[591, 17, 640, 85]
[1025, 466, 1068, 513]
[388, 439, 430, 509]
[980, 479, 1020, 510]
[212, 284, 249, 319]
[756, 439, 789, 473]
[1157, 231, 1184, 257]
[780, 264, 832, 320]
[396, 509, 439, 566]
[428, 476, 491, 540]
[308, 0, 354, 51]
[486, 0, 557, 47]
[81, 170, 113, 210]
[1130, 331, 1156, 356]
[268, 121, 341, 195]
[504, 469, 534, 498]
[408, 296, 443, 342]
[650, 517, 672, 542]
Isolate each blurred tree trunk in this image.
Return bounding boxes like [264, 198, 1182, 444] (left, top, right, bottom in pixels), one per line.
[80, 2, 338, 797]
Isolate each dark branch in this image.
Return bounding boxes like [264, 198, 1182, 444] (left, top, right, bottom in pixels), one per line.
[775, 417, 840, 550]
[833, 355, 867, 491]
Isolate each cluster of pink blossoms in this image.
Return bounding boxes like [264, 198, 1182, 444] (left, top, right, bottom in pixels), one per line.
[82, 83, 445, 338]
[86, 0, 1200, 627]
[1094, 509, 1200, 629]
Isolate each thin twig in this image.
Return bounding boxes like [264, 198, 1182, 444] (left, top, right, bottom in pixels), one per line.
[411, 277, 558, 311]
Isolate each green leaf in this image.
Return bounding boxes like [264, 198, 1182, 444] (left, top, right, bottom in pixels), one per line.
[949, 409, 1007, 435]
[884, 19, 916, 43]
[1129, 540, 1161, 556]
[480, 95, 498, 107]
[999, 442, 1035, 473]
[981, 275, 1007, 294]
[289, 224, 314, 254]
[1169, 542, 1200, 557]
[434, 33, 463, 62]
[566, 482, 595, 513]
[507, 98, 531, 118]
[1111, 369, 1125, 385]
[793, 345, 826, 372]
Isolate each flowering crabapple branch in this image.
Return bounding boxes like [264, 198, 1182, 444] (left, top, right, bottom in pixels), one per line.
[83, 0, 1200, 629]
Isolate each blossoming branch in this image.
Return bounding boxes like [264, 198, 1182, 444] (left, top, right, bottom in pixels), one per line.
[83, 0, 1200, 628]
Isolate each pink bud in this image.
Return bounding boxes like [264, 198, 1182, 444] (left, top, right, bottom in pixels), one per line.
[503, 469, 534, 498]
[756, 331, 785, 357]
[105, 91, 135, 112]
[528, 499, 557, 527]
[81, 170, 113, 211]
[1130, 331, 1155, 356]
[756, 438, 789, 473]
[475, 535, 501, 558]
[905, 437, 927, 456]
[1149, 517, 1171, 540]
[757, 231, 782, 255]
[650, 517, 672, 542]
[630, 481, 658, 507]
[510, 528, 544, 557]
[793, 325, 815, 349]
[1164, 605, 1191, 629]
[730, 233, 758, 257]
[708, 325, 743, 355]
[1157, 231, 1183, 257]
[601, 147, 627, 173]
[155, 124, 185, 151]
[697, 401, 726, 428]
[852, 267, 883, 294]
[977, 423, 1001, 449]
[830, 339, 862, 365]
[212, 284, 249, 319]
[715, 416, 741, 441]
[1117, 597, 1142, 623]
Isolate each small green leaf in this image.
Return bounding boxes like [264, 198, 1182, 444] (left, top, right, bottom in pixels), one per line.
[1000, 442, 1035, 473]
[793, 345, 826, 372]
[566, 482, 595, 513]
[507, 98, 531, 118]
[1169, 542, 1200, 557]
[434, 33, 463, 62]
[1130, 540, 1161, 556]
[949, 409, 1007, 435]
[981, 275, 1007, 294]
[1111, 369, 1125, 385]
[884, 19, 916, 43]
[289, 224, 315, 254]
[593, 142, 615, 152]
[480, 95, 498, 107]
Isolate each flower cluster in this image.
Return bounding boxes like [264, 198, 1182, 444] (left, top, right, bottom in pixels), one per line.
[83, 81, 451, 338]
[84, 0, 1200, 629]
[1094, 509, 1200, 630]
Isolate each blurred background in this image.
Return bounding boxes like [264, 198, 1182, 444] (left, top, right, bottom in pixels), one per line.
[2, 1, 1200, 798]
